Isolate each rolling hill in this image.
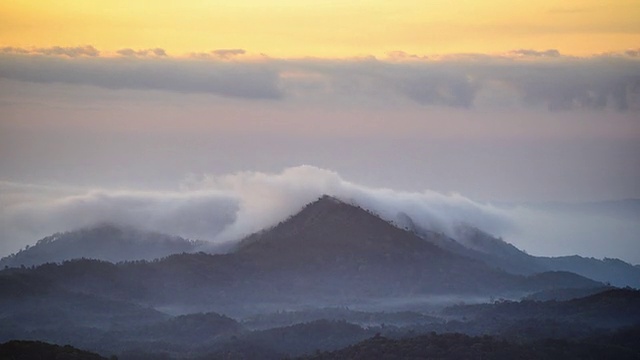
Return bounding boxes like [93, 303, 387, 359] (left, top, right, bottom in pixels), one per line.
[0, 224, 204, 268]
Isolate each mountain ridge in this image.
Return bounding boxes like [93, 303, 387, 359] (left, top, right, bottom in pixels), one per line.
[0, 195, 634, 360]
[397, 212, 640, 288]
[3, 195, 636, 289]
[0, 223, 205, 268]
[0, 195, 607, 308]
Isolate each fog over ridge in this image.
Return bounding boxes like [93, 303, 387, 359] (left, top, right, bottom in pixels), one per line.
[1, 166, 638, 263]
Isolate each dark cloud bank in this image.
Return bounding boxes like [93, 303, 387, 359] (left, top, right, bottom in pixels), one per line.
[0, 48, 282, 100]
[0, 46, 639, 109]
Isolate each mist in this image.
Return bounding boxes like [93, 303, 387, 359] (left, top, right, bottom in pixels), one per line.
[1, 166, 638, 264]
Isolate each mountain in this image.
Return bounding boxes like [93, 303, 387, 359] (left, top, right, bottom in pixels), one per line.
[536, 256, 640, 288]
[0, 224, 205, 268]
[4, 196, 632, 291]
[0, 196, 623, 359]
[233, 196, 599, 298]
[234, 195, 459, 287]
[398, 214, 640, 288]
[0, 196, 603, 315]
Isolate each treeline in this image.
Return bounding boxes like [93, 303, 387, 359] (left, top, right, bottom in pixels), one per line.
[300, 326, 640, 360]
[0, 340, 113, 360]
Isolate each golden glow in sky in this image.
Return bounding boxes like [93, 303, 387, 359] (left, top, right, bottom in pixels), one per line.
[1, 0, 639, 57]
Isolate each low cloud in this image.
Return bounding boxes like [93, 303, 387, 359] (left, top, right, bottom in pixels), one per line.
[1, 166, 638, 263]
[0, 186, 238, 254]
[0, 166, 512, 255]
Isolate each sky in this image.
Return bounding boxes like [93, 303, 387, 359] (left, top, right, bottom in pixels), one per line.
[2, 0, 640, 57]
[0, 1, 639, 263]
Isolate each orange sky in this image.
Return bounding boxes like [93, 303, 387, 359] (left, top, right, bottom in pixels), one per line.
[2, 0, 639, 57]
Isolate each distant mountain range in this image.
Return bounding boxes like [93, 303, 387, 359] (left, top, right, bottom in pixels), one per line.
[0, 224, 205, 268]
[0, 196, 604, 311]
[1, 195, 638, 359]
[397, 214, 640, 288]
[4, 195, 636, 289]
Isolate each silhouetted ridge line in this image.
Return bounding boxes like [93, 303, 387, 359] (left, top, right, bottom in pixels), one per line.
[0, 223, 204, 268]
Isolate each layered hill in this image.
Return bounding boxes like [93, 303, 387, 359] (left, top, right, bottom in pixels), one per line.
[231, 196, 600, 298]
[0, 196, 603, 314]
[0, 196, 623, 359]
[3, 195, 636, 290]
[398, 214, 640, 288]
[235, 196, 495, 295]
[0, 224, 204, 268]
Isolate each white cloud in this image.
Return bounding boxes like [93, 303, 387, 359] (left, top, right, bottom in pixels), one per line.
[0, 166, 511, 254]
[1, 166, 638, 263]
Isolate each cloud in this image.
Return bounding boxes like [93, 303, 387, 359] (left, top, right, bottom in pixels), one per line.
[507, 49, 561, 58]
[386, 50, 429, 61]
[1, 46, 639, 109]
[211, 49, 246, 59]
[500, 59, 640, 111]
[1, 166, 638, 263]
[185, 166, 512, 242]
[285, 55, 640, 110]
[0, 52, 282, 99]
[189, 49, 248, 60]
[117, 48, 167, 57]
[624, 49, 640, 57]
[0, 186, 239, 253]
[394, 70, 479, 108]
[0, 45, 99, 57]
[0, 166, 512, 255]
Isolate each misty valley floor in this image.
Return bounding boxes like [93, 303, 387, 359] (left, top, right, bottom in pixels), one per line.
[2, 289, 640, 359]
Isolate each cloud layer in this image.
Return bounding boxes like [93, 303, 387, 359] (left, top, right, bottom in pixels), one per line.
[0, 51, 282, 100]
[0, 45, 100, 57]
[1, 166, 638, 263]
[1, 47, 639, 109]
[0, 166, 511, 254]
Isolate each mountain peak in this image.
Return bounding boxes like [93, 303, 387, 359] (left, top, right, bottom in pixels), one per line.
[235, 195, 442, 258]
[229, 196, 546, 295]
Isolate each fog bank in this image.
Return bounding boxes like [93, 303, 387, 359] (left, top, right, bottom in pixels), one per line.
[1, 166, 638, 263]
